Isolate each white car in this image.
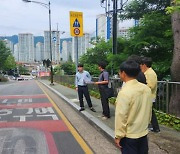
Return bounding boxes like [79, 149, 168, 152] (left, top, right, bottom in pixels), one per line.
[17, 76, 24, 81]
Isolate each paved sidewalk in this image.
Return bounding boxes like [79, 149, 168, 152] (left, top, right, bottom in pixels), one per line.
[40, 80, 180, 154]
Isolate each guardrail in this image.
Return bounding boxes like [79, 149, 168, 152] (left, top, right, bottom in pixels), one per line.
[156, 81, 180, 115]
[42, 75, 180, 117]
[53, 75, 123, 95]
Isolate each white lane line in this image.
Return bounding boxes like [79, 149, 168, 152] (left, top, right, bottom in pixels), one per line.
[37, 114, 59, 120]
[18, 99, 22, 103]
[2, 99, 8, 104]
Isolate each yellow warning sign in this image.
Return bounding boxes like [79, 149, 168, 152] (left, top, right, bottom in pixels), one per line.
[70, 11, 83, 37]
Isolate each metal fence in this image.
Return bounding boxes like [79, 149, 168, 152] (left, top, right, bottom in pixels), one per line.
[43, 75, 180, 117]
[156, 81, 180, 116]
[53, 75, 123, 95]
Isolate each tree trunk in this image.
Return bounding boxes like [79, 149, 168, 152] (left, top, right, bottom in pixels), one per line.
[169, 12, 180, 117]
[171, 12, 180, 82]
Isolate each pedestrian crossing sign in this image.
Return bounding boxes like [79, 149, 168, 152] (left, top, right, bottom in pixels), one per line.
[70, 11, 83, 37]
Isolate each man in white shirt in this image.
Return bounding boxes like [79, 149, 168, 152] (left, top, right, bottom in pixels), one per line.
[75, 64, 96, 112]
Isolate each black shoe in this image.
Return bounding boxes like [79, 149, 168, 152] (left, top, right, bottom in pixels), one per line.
[151, 129, 160, 133]
[79, 108, 85, 112]
[90, 107, 96, 112]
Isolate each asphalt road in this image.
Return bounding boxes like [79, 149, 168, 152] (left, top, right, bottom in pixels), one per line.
[0, 80, 92, 154]
[0, 80, 119, 154]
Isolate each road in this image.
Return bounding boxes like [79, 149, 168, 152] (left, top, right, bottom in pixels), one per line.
[0, 80, 119, 154]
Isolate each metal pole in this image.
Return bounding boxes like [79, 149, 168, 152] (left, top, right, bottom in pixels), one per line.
[112, 0, 117, 55]
[56, 23, 60, 64]
[166, 80, 169, 113]
[76, 36, 78, 73]
[75, 36, 79, 101]
[49, 1, 53, 85]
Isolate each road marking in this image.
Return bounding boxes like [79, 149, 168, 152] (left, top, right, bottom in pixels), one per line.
[26, 108, 33, 114]
[2, 99, 8, 103]
[18, 99, 22, 103]
[0, 107, 59, 122]
[0, 120, 69, 132]
[0, 109, 13, 116]
[37, 114, 59, 120]
[13, 115, 33, 121]
[0, 102, 52, 109]
[0, 94, 46, 99]
[37, 81, 93, 154]
[35, 107, 54, 114]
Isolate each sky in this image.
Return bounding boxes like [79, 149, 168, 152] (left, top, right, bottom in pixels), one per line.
[0, 0, 133, 37]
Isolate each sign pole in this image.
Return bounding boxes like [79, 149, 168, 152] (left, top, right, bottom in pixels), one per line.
[76, 36, 79, 73]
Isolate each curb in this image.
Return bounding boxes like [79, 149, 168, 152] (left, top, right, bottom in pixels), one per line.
[39, 81, 115, 143]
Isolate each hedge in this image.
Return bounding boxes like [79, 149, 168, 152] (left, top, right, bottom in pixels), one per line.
[58, 82, 180, 131]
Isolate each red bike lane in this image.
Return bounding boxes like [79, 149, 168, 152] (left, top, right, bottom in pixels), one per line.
[0, 81, 92, 154]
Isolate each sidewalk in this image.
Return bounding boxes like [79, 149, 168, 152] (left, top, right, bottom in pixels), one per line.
[40, 80, 180, 154]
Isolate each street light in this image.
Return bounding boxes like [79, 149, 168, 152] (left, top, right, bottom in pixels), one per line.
[22, 0, 54, 85]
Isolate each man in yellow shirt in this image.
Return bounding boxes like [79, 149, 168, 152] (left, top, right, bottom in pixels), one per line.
[140, 57, 160, 133]
[115, 60, 152, 154]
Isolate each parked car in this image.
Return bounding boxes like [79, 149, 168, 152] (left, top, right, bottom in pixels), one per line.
[4, 75, 8, 78]
[17, 76, 24, 81]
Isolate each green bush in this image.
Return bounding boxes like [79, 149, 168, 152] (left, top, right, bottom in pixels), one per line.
[0, 75, 8, 82]
[155, 111, 180, 131]
[58, 82, 180, 131]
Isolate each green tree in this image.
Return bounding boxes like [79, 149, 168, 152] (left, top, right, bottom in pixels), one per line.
[128, 12, 173, 78]
[121, 0, 170, 20]
[79, 39, 112, 75]
[68, 55, 72, 62]
[42, 59, 51, 68]
[80, 39, 112, 65]
[54, 65, 65, 75]
[18, 65, 29, 75]
[105, 38, 131, 75]
[61, 62, 76, 75]
[166, 0, 180, 116]
[119, 0, 173, 79]
[83, 64, 99, 77]
[166, 0, 180, 13]
[4, 55, 16, 71]
[78, 1, 173, 79]
[0, 41, 11, 70]
[166, 0, 180, 82]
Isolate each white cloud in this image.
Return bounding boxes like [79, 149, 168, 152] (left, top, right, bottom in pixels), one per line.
[0, 0, 133, 37]
[0, 0, 104, 36]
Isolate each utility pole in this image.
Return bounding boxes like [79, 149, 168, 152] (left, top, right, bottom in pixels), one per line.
[113, 0, 117, 54]
[56, 23, 60, 64]
[22, 0, 54, 85]
[48, 1, 53, 85]
[100, 0, 129, 55]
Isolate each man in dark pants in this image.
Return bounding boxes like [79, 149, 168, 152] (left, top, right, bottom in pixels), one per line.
[75, 64, 96, 112]
[115, 60, 152, 154]
[94, 62, 110, 120]
[140, 57, 160, 133]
